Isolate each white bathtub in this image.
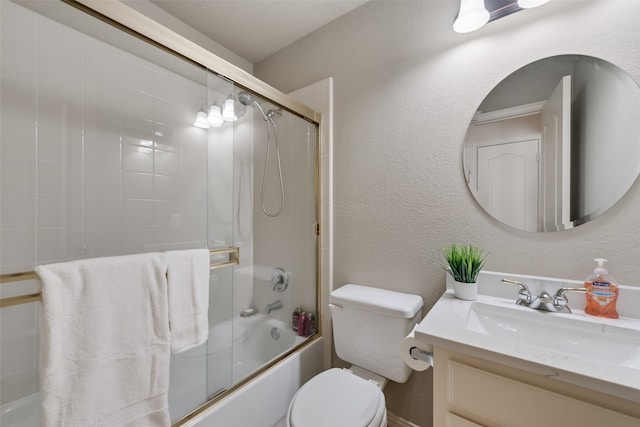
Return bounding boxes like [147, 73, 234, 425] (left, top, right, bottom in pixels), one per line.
[0, 316, 323, 427]
[170, 314, 323, 424]
[0, 392, 40, 427]
[186, 336, 324, 427]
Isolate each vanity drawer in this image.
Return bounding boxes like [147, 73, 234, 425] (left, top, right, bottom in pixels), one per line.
[447, 360, 639, 427]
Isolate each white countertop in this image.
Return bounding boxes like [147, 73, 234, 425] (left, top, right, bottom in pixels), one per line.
[414, 271, 640, 403]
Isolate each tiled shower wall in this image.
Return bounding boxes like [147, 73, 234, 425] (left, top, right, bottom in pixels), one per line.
[0, 1, 211, 405]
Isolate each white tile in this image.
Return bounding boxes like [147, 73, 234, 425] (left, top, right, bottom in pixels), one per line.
[122, 199, 155, 226]
[0, 303, 37, 339]
[37, 17, 83, 71]
[122, 60, 154, 94]
[123, 88, 153, 120]
[36, 92, 68, 129]
[85, 167, 122, 198]
[0, 368, 37, 406]
[37, 161, 68, 195]
[152, 201, 173, 226]
[0, 228, 36, 267]
[85, 197, 122, 228]
[154, 174, 179, 200]
[37, 195, 82, 228]
[155, 149, 181, 176]
[84, 226, 123, 257]
[1, 155, 36, 193]
[37, 227, 83, 263]
[0, 193, 36, 229]
[0, 82, 36, 125]
[0, 333, 37, 375]
[123, 171, 154, 199]
[0, 119, 36, 158]
[0, 2, 37, 55]
[85, 78, 122, 114]
[152, 97, 181, 127]
[122, 225, 157, 253]
[38, 62, 83, 102]
[37, 125, 65, 162]
[85, 131, 122, 169]
[1, 49, 37, 88]
[122, 143, 154, 173]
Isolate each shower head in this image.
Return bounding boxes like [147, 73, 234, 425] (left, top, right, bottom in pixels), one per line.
[237, 91, 255, 106]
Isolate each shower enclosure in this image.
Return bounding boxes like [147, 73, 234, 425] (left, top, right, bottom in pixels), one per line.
[0, 1, 320, 425]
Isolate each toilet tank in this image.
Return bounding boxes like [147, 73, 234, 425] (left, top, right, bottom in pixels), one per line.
[329, 284, 423, 383]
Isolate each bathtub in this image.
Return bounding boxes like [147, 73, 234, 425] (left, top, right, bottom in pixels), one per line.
[0, 315, 323, 427]
[186, 335, 324, 427]
[171, 313, 323, 424]
[0, 392, 40, 427]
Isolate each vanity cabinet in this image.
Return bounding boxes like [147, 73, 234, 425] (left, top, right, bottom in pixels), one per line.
[433, 347, 640, 427]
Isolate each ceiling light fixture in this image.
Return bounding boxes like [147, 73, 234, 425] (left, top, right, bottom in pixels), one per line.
[453, 0, 490, 33]
[454, 0, 552, 33]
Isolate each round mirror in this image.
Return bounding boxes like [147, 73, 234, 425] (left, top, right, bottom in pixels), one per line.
[463, 55, 640, 232]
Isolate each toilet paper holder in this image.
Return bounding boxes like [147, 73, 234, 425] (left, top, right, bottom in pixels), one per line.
[409, 347, 432, 362]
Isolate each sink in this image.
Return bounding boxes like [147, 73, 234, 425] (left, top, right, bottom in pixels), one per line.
[413, 271, 640, 402]
[465, 301, 640, 368]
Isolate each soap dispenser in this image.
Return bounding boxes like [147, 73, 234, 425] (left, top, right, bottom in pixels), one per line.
[584, 258, 619, 319]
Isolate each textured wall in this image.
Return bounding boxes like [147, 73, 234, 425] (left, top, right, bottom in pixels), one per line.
[255, 1, 640, 426]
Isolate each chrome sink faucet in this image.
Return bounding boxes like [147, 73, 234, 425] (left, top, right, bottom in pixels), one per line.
[266, 300, 283, 314]
[502, 279, 586, 313]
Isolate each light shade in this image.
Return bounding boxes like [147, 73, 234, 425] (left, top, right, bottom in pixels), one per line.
[453, 0, 490, 33]
[193, 111, 210, 129]
[222, 98, 238, 122]
[517, 0, 550, 9]
[207, 104, 223, 127]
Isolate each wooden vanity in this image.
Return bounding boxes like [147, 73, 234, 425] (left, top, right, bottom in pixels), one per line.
[415, 271, 640, 427]
[433, 347, 640, 427]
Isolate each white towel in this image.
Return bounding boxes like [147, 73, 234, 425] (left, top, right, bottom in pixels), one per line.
[36, 253, 171, 427]
[166, 249, 210, 353]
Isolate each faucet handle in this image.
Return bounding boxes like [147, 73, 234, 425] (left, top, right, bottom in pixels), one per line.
[554, 287, 587, 299]
[502, 278, 531, 293]
[502, 279, 536, 305]
[552, 287, 587, 314]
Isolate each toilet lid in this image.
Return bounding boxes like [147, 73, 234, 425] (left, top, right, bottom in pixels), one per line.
[290, 368, 382, 427]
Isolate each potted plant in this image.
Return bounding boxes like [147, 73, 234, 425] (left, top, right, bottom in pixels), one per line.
[441, 244, 488, 300]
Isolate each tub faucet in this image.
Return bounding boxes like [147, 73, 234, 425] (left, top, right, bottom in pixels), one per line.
[266, 300, 283, 314]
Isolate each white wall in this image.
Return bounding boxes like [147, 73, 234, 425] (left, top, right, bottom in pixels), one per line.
[254, 1, 640, 425]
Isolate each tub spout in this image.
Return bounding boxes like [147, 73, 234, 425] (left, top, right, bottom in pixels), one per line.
[266, 300, 283, 314]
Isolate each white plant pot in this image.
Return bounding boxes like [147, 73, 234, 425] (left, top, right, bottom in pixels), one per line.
[453, 280, 477, 301]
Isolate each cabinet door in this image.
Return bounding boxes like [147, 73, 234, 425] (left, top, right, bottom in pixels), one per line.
[447, 413, 484, 427]
[447, 361, 640, 427]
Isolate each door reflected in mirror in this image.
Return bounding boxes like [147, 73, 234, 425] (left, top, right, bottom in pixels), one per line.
[463, 55, 640, 232]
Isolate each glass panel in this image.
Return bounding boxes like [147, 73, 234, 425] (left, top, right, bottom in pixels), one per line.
[205, 73, 236, 401]
[229, 92, 318, 385]
[1, 1, 319, 425]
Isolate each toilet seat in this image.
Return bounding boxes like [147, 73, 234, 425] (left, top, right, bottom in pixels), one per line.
[287, 368, 387, 427]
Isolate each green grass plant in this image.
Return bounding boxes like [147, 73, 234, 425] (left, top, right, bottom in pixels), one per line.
[441, 244, 488, 284]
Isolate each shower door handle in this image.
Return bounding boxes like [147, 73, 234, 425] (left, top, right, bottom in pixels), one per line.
[209, 247, 240, 270]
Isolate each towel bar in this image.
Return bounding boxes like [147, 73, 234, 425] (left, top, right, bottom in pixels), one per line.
[0, 247, 240, 308]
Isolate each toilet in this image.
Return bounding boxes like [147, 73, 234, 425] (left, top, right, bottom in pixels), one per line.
[286, 284, 423, 427]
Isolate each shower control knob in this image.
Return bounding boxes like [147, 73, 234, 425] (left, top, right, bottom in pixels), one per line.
[272, 267, 289, 292]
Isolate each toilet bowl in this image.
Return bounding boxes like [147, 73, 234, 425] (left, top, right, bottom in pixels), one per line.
[286, 368, 387, 427]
